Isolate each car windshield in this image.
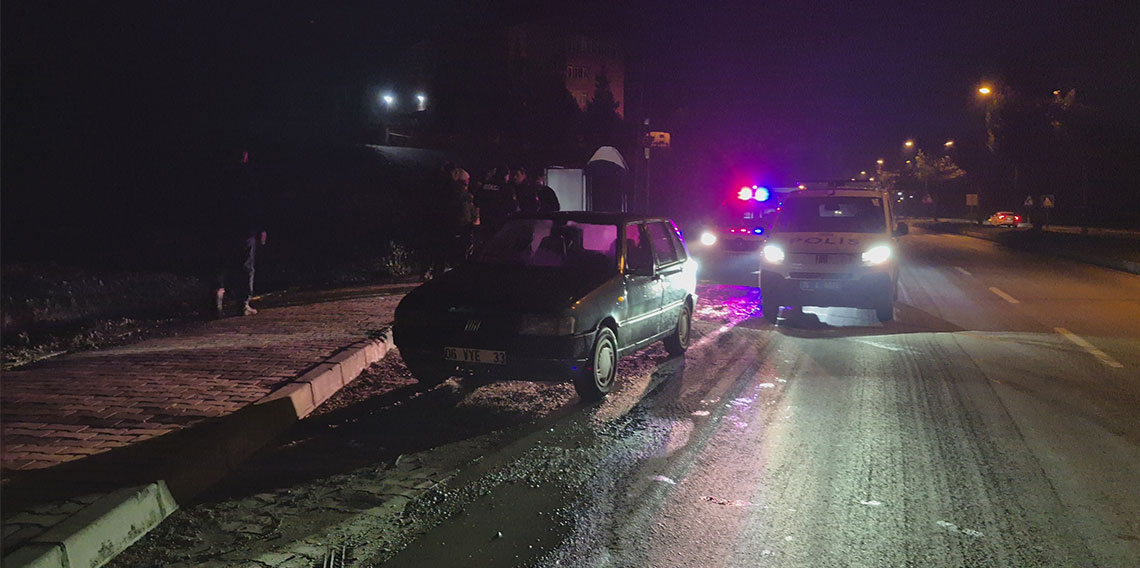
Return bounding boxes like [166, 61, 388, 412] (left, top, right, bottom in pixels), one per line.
[774, 196, 886, 233]
[475, 218, 619, 271]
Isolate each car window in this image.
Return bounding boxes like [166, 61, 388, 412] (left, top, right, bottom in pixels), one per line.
[646, 221, 680, 266]
[667, 220, 688, 261]
[774, 196, 887, 233]
[477, 219, 618, 271]
[624, 223, 653, 273]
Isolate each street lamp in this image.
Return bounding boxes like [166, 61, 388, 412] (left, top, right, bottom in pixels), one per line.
[382, 93, 395, 108]
[876, 159, 884, 165]
[904, 139, 915, 148]
[944, 140, 954, 147]
[977, 86, 992, 95]
[415, 93, 427, 111]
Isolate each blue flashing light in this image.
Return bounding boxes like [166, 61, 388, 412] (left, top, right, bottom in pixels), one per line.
[752, 186, 771, 202]
[752, 227, 764, 235]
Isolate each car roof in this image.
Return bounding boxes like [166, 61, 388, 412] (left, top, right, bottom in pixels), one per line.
[511, 211, 673, 225]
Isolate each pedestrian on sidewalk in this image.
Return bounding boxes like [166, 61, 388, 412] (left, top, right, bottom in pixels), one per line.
[424, 165, 478, 280]
[210, 147, 268, 317]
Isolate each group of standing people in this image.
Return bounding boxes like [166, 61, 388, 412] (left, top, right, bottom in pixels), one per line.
[425, 163, 560, 280]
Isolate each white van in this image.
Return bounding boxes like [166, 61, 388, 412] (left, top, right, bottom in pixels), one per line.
[759, 188, 908, 323]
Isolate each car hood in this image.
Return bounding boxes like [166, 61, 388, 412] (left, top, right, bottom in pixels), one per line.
[399, 263, 612, 315]
[771, 232, 881, 253]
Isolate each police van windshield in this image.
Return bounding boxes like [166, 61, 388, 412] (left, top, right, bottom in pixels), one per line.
[774, 196, 886, 233]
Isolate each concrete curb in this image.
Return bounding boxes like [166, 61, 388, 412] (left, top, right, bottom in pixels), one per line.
[2, 330, 395, 568]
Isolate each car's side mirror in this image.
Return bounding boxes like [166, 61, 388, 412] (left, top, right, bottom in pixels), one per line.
[894, 222, 909, 236]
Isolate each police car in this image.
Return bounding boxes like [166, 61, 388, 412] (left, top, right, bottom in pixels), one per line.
[759, 184, 908, 323]
[693, 185, 780, 258]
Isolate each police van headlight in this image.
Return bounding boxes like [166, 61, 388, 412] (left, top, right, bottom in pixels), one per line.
[762, 244, 785, 264]
[699, 231, 717, 246]
[861, 245, 892, 265]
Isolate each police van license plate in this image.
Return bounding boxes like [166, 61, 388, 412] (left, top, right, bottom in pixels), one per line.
[799, 281, 842, 291]
[445, 347, 506, 365]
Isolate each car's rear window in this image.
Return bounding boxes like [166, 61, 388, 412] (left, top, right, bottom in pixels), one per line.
[774, 196, 886, 233]
[476, 219, 618, 271]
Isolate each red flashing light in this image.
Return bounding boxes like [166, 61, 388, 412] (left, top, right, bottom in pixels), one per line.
[737, 187, 753, 200]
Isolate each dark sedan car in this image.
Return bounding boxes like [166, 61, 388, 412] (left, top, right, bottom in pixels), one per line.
[393, 212, 699, 400]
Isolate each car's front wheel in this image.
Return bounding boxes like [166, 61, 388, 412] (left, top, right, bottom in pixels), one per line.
[663, 303, 692, 356]
[875, 293, 894, 322]
[762, 293, 779, 324]
[575, 327, 618, 402]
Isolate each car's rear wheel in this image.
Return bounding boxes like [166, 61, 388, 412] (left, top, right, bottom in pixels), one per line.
[663, 303, 692, 356]
[575, 327, 618, 402]
[403, 355, 454, 387]
[762, 294, 779, 324]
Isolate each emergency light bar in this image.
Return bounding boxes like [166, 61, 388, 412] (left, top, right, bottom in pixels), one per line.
[737, 185, 771, 202]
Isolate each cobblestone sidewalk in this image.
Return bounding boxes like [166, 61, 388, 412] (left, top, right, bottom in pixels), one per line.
[1, 286, 405, 565]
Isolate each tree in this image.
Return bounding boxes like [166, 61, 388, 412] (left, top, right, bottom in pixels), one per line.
[583, 69, 623, 151]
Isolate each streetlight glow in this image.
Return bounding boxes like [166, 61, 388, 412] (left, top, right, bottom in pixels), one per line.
[944, 140, 954, 147]
[978, 86, 992, 95]
[876, 159, 884, 165]
[382, 94, 395, 107]
[860, 171, 867, 176]
[904, 139, 915, 148]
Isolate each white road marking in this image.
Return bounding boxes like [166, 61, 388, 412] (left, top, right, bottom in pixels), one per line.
[1055, 327, 1125, 369]
[988, 287, 1020, 304]
[954, 266, 972, 276]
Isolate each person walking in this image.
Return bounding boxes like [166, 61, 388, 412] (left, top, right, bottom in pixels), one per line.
[211, 148, 267, 317]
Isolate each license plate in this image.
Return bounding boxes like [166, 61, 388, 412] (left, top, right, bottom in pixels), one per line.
[444, 346, 506, 365]
[799, 281, 842, 291]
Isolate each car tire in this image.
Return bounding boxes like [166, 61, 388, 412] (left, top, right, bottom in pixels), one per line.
[762, 294, 778, 324]
[403, 355, 454, 387]
[575, 327, 618, 402]
[664, 303, 692, 356]
[875, 298, 894, 322]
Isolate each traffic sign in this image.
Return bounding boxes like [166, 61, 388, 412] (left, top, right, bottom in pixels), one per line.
[1042, 195, 1055, 208]
[647, 131, 671, 148]
[965, 194, 978, 207]
[1024, 195, 1034, 207]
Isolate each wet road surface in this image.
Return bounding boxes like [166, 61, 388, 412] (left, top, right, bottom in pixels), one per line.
[113, 229, 1140, 567]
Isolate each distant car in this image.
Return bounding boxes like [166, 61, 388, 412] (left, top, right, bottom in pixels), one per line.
[987, 211, 1021, 227]
[393, 212, 699, 401]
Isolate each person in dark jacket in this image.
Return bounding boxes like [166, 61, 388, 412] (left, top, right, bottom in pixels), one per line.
[473, 166, 516, 242]
[425, 166, 478, 279]
[509, 166, 560, 214]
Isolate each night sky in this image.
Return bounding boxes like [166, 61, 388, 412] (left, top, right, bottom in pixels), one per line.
[3, 0, 1138, 253]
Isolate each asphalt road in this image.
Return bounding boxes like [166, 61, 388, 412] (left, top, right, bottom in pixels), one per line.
[112, 229, 1140, 567]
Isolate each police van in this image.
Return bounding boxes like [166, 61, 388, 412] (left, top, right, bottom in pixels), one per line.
[759, 185, 908, 323]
